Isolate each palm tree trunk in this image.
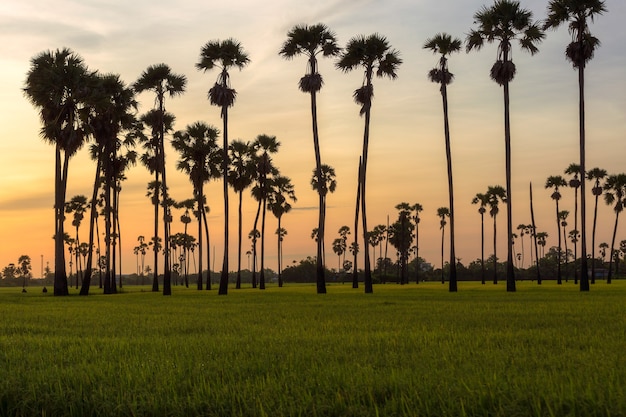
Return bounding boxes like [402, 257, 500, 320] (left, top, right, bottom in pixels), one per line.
[591, 189, 600, 284]
[277, 216, 283, 287]
[202, 206, 211, 290]
[529, 183, 541, 284]
[503, 81, 516, 292]
[493, 214, 497, 285]
[573, 187, 579, 284]
[197, 191, 204, 290]
[556, 199, 562, 285]
[352, 158, 361, 289]
[54, 147, 69, 296]
[152, 173, 160, 292]
[251, 199, 261, 289]
[80, 158, 102, 295]
[236, 190, 243, 289]
[361, 88, 373, 294]
[441, 82, 457, 292]
[441, 225, 445, 284]
[481, 213, 485, 285]
[218, 107, 230, 295]
[415, 220, 420, 284]
[578, 64, 590, 291]
[310, 89, 326, 294]
[259, 196, 267, 290]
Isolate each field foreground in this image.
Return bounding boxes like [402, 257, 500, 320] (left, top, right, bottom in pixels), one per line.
[0, 282, 625, 417]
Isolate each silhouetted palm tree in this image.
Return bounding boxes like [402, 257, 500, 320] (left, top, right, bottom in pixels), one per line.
[546, 175, 567, 284]
[228, 140, 256, 289]
[268, 175, 297, 288]
[172, 122, 220, 291]
[437, 207, 450, 284]
[197, 38, 250, 295]
[311, 164, 337, 267]
[603, 173, 626, 284]
[564, 163, 581, 281]
[467, 0, 544, 292]
[337, 34, 402, 293]
[472, 192, 490, 284]
[544, 0, 607, 291]
[486, 185, 506, 284]
[411, 203, 423, 284]
[586, 167, 607, 283]
[24, 48, 94, 295]
[134, 63, 187, 296]
[559, 210, 570, 281]
[280, 23, 340, 295]
[424, 32, 461, 291]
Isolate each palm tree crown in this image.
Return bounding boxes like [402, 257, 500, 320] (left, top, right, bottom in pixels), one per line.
[424, 33, 462, 86]
[466, 0, 545, 85]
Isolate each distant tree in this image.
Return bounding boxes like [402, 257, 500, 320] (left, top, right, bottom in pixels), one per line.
[559, 210, 570, 281]
[411, 203, 423, 284]
[436, 207, 450, 284]
[586, 167, 607, 283]
[565, 163, 581, 281]
[603, 173, 626, 284]
[546, 175, 567, 284]
[486, 185, 506, 284]
[18, 255, 32, 290]
[472, 192, 490, 284]
[268, 176, 297, 288]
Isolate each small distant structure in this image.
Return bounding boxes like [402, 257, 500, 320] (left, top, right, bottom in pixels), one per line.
[42, 287, 48, 293]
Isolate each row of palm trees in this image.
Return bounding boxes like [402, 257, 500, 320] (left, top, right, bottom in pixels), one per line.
[24, 0, 607, 296]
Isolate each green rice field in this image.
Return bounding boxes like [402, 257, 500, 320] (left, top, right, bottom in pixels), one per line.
[0, 281, 624, 416]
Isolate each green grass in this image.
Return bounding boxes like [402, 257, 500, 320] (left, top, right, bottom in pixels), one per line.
[0, 282, 625, 416]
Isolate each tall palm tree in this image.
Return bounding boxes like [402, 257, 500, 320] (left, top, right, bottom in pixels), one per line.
[268, 175, 297, 288]
[137, 109, 174, 292]
[275, 227, 288, 286]
[472, 192, 490, 284]
[537, 232, 549, 259]
[603, 173, 626, 284]
[411, 203, 423, 284]
[586, 167, 607, 283]
[564, 163, 581, 281]
[280, 23, 340, 295]
[424, 33, 461, 292]
[436, 207, 450, 284]
[546, 175, 567, 284]
[228, 140, 257, 289]
[65, 195, 89, 288]
[529, 183, 542, 284]
[134, 63, 187, 296]
[467, 0, 545, 292]
[486, 185, 507, 284]
[24, 48, 94, 296]
[197, 38, 250, 295]
[337, 34, 402, 293]
[545, 0, 607, 292]
[172, 122, 220, 291]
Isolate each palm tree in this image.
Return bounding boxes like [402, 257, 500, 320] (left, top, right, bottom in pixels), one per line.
[603, 173, 626, 284]
[545, 0, 607, 292]
[24, 48, 94, 296]
[275, 227, 288, 286]
[332, 238, 346, 277]
[586, 167, 607, 283]
[559, 210, 570, 281]
[564, 163, 581, 281]
[228, 140, 256, 289]
[197, 38, 250, 295]
[546, 175, 568, 284]
[250, 134, 280, 290]
[134, 64, 186, 296]
[424, 33, 461, 292]
[486, 185, 507, 284]
[65, 195, 89, 288]
[268, 175, 297, 288]
[337, 34, 402, 293]
[472, 192, 490, 284]
[411, 203, 424, 284]
[436, 207, 450, 284]
[310, 164, 337, 269]
[172, 122, 221, 291]
[529, 182, 542, 284]
[280, 23, 340, 295]
[467, 0, 544, 292]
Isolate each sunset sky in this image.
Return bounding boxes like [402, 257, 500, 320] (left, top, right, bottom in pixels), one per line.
[1, 0, 625, 278]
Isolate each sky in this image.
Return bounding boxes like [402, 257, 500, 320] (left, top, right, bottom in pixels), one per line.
[1, 0, 625, 278]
